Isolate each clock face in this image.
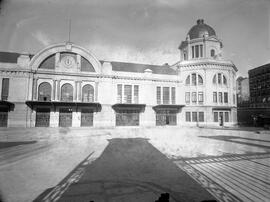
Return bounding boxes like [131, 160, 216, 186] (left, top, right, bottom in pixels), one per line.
[61, 55, 75, 68]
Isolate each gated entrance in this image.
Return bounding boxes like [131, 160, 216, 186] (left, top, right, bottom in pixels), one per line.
[156, 110, 177, 126]
[81, 108, 93, 126]
[116, 109, 140, 126]
[59, 108, 72, 127]
[35, 108, 50, 127]
[0, 108, 8, 127]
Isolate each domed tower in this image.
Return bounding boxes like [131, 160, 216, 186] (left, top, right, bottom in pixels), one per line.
[175, 19, 238, 127]
[179, 19, 223, 61]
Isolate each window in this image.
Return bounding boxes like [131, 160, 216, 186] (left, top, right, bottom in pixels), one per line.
[134, 85, 139, 104]
[225, 112, 229, 122]
[224, 92, 228, 103]
[198, 92, 204, 103]
[171, 87, 175, 104]
[214, 112, 219, 122]
[219, 92, 223, 103]
[192, 112, 197, 122]
[185, 92, 190, 103]
[61, 83, 73, 101]
[213, 92, 217, 103]
[192, 92, 197, 103]
[192, 73, 196, 85]
[1, 78, 9, 101]
[199, 112, 204, 122]
[163, 87, 170, 104]
[233, 94, 236, 104]
[195, 45, 199, 58]
[82, 84, 94, 102]
[185, 75, 190, 85]
[38, 82, 52, 101]
[157, 87, 161, 104]
[198, 75, 203, 85]
[117, 84, 122, 103]
[192, 46, 195, 58]
[186, 112, 191, 122]
[200, 45, 203, 57]
[213, 75, 217, 84]
[211, 49, 215, 57]
[124, 85, 132, 103]
[218, 73, 222, 84]
[223, 75, 227, 85]
[183, 53, 187, 60]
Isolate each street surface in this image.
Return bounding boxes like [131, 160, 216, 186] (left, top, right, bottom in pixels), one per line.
[0, 127, 269, 202]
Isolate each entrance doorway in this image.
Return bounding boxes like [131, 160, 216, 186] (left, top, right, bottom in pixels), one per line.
[59, 108, 72, 127]
[35, 108, 50, 127]
[156, 110, 177, 126]
[0, 108, 8, 127]
[81, 109, 93, 127]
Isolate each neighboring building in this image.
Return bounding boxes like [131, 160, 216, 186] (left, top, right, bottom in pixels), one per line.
[0, 19, 237, 128]
[238, 63, 270, 126]
[236, 76, 249, 104]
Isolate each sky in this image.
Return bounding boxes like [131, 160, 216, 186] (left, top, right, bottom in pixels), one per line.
[0, 0, 269, 76]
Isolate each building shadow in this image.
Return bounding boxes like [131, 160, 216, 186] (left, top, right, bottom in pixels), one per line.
[0, 140, 37, 149]
[35, 138, 215, 202]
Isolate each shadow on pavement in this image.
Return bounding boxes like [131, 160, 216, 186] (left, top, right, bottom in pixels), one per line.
[0, 141, 37, 149]
[35, 138, 215, 202]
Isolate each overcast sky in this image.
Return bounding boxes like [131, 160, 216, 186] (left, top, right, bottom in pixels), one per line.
[0, 0, 269, 76]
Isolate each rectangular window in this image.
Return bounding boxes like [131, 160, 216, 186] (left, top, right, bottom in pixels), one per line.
[195, 45, 199, 58]
[171, 87, 175, 104]
[192, 112, 197, 122]
[192, 73, 196, 85]
[199, 112, 204, 122]
[192, 92, 197, 103]
[157, 86, 161, 104]
[124, 85, 132, 104]
[225, 112, 229, 122]
[186, 112, 191, 122]
[214, 112, 219, 122]
[192, 46, 195, 58]
[198, 92, 203, 103]
[218, 73, 222, 84]
[219, 92, 223, 103]
[117, 84, 122, 103]
[199, 45, 203, 57]
[134, 85, 139, 104]
[233, 94, 236, 104]
[213, 92, 217, 103]
[185, 92, 190, 103]
[224, 92, 228, 103]
[163, 87, 170, 104]
[1, 78, 9, 101]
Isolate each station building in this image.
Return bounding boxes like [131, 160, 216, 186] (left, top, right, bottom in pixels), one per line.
[0, 19, 237, 128]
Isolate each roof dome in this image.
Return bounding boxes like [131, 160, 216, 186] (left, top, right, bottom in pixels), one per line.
[187, 19, 216, 39]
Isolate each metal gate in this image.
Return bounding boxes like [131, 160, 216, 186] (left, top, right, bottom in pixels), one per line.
[81, 109, 93, 127]
[59, 108, 72, 127]
[156, 110, 177, 126]
[0, 108, 8, 127]
[35, 108, 50, 127]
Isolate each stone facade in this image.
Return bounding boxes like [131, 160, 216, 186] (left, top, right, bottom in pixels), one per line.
[0, 19, 237, 128]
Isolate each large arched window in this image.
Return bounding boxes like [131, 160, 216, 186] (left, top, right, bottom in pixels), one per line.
[82, 84, 94, 102]
[61, 83, 73, 101]
[185, 73, 203, 86]
[213, 73, 227, 86]
[38, 82, 51, 101]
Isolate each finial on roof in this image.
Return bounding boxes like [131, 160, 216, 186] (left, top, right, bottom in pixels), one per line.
[197, 19, 204, 25]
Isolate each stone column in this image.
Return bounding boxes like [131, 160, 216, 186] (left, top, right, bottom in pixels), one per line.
[57, 80, 60, 101]
[78, 81, 82, 101]
[32, 78, 37, 100]
[53, 80, 56, 101]
[95, 82, 98, 102]
[74, 81, 77, 101]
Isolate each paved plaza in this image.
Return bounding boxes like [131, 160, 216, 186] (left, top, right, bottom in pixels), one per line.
[0, 127, 269, 202]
